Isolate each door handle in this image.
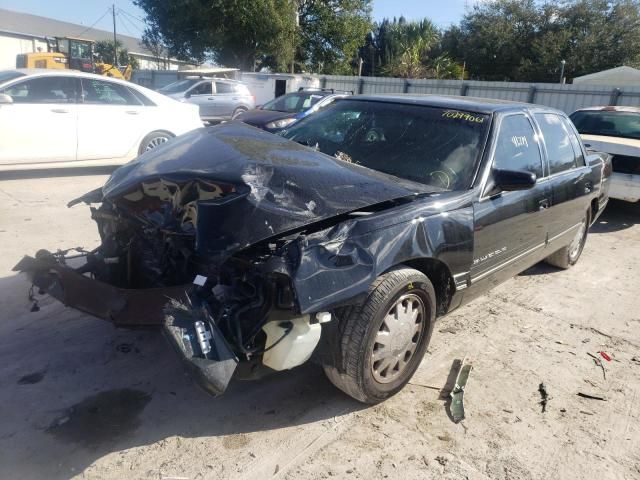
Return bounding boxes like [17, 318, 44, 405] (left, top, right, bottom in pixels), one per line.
[539, 199, 550, 211]
[207, 98, 215, 101]
[125, 110, 139, 115]
[50, 108, 68, 113]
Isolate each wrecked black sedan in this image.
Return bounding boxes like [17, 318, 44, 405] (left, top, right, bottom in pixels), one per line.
[15, 95, 610, 404]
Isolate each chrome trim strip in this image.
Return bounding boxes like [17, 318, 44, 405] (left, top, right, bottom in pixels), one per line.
[470, 242, 546, 284]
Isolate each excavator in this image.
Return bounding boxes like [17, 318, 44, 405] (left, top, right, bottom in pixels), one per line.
[16, 37, 132, 81]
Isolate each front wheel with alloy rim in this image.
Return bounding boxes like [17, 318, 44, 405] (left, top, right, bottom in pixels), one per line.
[323, 266, 436, 404]
[544, 210, 590, 269]
[138, 131, 174, 155]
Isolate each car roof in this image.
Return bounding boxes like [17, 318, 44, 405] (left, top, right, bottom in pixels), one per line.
[2, 68, 132, 86]
[347, 94, 562, 115]
[572, 105, 640, 114]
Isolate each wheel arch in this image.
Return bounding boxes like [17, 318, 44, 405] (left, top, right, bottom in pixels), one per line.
[388, 258, 455, 317]
[138, 129, 175, 155]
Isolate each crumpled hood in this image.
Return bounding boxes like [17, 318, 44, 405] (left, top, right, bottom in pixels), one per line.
[101, 122, 439, 258]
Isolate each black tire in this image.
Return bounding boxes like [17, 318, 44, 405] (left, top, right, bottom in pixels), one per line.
[231, 107, 247, 120]
[323, 266, 436, 404]
[545, 210, 590, 269]
[138, 130, 174, 155]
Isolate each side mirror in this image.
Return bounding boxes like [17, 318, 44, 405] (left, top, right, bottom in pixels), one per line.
[0, 93, 13, 105]
[492, 169, 537, 192]
[184, 92, 191, 99]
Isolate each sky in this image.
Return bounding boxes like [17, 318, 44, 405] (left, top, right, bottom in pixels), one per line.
[0, 0, 475, 38]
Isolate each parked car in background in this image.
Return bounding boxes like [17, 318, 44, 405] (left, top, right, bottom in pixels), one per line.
[0, 69, 203, 170]
[16, 95, 609, 404]
[570, 106, 640, 202]
[158, 77, 255, 122]
[237, 88, 351, 132]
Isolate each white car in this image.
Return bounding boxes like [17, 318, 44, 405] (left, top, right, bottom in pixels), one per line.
[0, 69, 203, 170]
[570, 106, 640, 203]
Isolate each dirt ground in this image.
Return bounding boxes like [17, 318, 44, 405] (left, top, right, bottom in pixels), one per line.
[0, 171, 638, 480]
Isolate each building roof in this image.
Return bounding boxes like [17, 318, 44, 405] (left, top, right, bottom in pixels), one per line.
[573, 66, 640, 85]
[0, 8, 153, 58]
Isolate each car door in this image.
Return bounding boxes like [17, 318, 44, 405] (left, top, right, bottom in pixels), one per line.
[534, 112, 592, 246]
[209, 81, 236, 119]
[76, 77, 149, 160]
[468, 112, 551, 291]
[0, 75, 78, 164]
[185, 81, 214, 118]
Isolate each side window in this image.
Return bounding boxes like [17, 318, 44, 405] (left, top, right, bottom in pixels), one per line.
[233, 84, 250, 95]
[81, 79, 142, 105]
[215, 82, 233, 94]
[493, 114, 543, 178]
[191, 82, 212, 95]
[561, 117, 586, 166]
[2, 76, 77, 104]
[535, 113, 577, 174]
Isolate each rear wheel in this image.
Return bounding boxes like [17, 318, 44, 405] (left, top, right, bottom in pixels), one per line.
[545, 210, 590, 269]
[138, 131, 173, 155]
[323, 266, 436, 404]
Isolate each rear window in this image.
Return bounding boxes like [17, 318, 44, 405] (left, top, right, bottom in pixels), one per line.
[570, 110, 640, 140]
[281, 100, 490, 191]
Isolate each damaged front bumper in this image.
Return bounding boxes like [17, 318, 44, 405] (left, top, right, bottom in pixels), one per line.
[14, 254, 188, 326]
[13, 254, 239, 395]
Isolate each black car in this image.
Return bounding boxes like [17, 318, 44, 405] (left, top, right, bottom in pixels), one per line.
[16, 95, 610, 404]
[236, 88, 350, 132]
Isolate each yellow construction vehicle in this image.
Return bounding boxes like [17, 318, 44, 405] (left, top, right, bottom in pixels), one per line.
[16, 36, 132, 81]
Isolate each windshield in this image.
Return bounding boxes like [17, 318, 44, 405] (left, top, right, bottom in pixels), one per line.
[158, 79, 200, 94]
[262, 92, 326, 113]
[570, 110, 640, 140]
[281, 100, 490, 191]
[0, 71, 26, 85]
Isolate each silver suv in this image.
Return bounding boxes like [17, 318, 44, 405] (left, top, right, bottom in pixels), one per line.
[158, 77, 255, 122]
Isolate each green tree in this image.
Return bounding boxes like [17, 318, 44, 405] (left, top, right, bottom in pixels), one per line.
[94, 40, 140, 68]
[134, 0, 297, 71]
[134, 0, 371, 73]
[442, 0, 640, 82]
[296, 0, 373, 74]
[361, 17, 464, 79]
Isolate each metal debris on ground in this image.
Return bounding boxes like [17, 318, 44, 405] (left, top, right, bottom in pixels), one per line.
[450, 360, 473, 423]
[538, 383, 549, 413]
[577, 392, 607, 401]
[587, 352, 607, 380]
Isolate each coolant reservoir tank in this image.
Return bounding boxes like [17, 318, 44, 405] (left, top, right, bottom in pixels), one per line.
[262, 314, 321, 371]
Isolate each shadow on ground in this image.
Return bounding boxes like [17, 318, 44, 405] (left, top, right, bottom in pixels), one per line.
[590, 199, 640, 234]
[0, 273, 366, 479]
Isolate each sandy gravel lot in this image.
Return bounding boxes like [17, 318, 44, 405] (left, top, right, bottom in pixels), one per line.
[0, 172, 638, 480]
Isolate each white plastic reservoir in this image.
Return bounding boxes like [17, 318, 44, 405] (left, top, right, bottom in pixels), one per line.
[262, 314, 322, 371]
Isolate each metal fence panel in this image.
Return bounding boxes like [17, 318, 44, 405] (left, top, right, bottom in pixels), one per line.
[318, 74, 640, 113]
[131, 69, 640, 112]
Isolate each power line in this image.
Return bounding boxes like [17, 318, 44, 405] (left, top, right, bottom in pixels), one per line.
[117, 10, 144, 37]
[118, 8, 146, 25]
[76, 8, 111, 37]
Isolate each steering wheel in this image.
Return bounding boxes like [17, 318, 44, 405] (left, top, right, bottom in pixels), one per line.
[363, 128, 385, 143]
[429, 165, 459, 189]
